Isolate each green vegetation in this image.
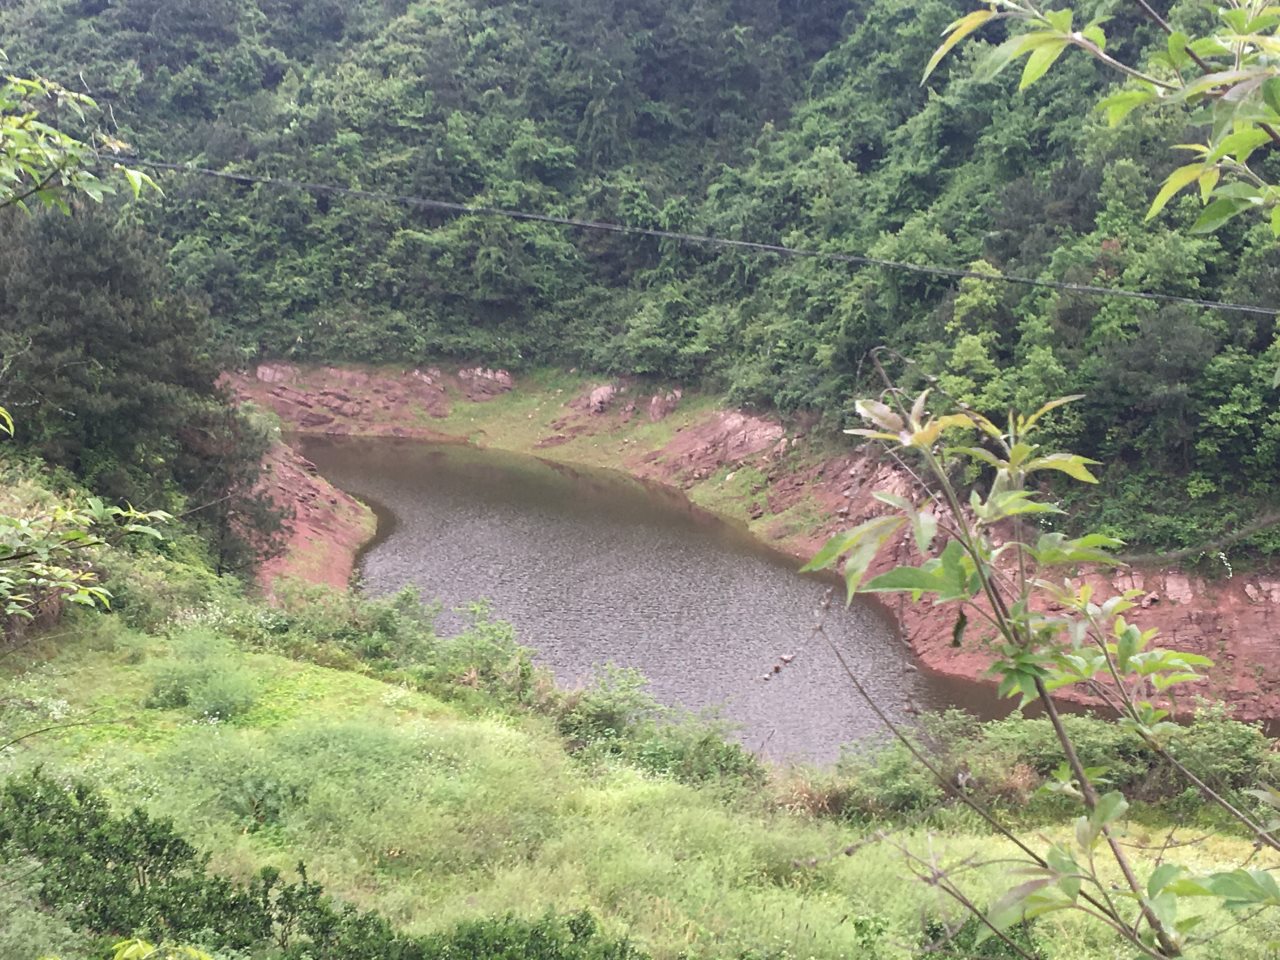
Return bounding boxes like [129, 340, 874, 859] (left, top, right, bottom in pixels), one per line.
[2, 0, 1278, 551]
[5, 544, 1280, 960]
[7, 0, 1280, 957]
[807, 389, 1280, 956]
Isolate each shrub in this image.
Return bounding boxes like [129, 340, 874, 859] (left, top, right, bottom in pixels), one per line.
[97, 548, 235, 633]
[922, 916, 1044, 959]
[832, 707, 1277, 823]
[558, 666, 764, 787]
[557, 666, 660, 745]
[146, 629, 260, 720]
[0, 772, 650, 959]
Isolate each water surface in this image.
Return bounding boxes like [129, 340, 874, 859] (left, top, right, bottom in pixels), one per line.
[301, 437, 999, 762]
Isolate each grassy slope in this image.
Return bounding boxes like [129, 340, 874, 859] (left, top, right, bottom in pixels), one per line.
[5, 615, 1280, 960]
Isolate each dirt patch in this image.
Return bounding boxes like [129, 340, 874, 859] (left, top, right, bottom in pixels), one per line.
[227, 364, 490, 439]
[254, 440, 375, 594]
[630, 410, 785, 484]
[234, 363, 1280, 722]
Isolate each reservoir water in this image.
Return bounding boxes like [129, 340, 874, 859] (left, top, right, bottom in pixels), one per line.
[300, 436, 999, 762]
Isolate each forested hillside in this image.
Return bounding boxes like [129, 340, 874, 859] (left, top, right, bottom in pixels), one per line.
[1, 0, 1277, 546]
[12, 2, 1280, 958]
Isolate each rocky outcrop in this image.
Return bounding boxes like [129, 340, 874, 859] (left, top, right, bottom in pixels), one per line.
[641, 411, 784, 480]
[226, 365, 454, 435]
[588, 384, 616, 414]
[648, 388, 682, 421]
[457, 366, 514, 400]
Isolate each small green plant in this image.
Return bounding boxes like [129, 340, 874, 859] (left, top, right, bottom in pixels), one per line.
[558, 665, 764, 786]
[925, 0, 1280, 238]
[0, 61, 157, 215]
[0, 491, 169, 630]
[808, 382, 1280, 957]
[146, 630, 259, 720]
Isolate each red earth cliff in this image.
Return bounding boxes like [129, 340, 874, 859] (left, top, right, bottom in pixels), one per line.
[229, 364, 1280, 722]
[254, 440, 375, 594]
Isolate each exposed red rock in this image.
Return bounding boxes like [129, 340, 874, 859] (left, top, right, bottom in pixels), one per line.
[225, 364, 453, 437]
[254, 441, 373, 594]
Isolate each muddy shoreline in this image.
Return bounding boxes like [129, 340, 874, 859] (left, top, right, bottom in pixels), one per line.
[231, 363, 1280, 723]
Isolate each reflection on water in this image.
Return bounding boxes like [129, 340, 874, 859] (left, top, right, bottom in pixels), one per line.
[300, 437, 1003, 763]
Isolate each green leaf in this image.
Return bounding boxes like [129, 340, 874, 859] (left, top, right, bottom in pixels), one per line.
[801, 516, 904, 599]
[1264, 77, 1280, 116]
[1022, 453, 1100, 483]
[976, 877, 1055, 943]
[1019, 38, 1069, 90]
[979, 490, 1063, 523]
[978, 33, 1043, 80]
[946, 445, 1005, 470]
[1198, 166, 1220, 203]
[1043, 8, 1072, 32]
[1191, 196, 1253, 233]
[802, 529, 863, 572]
[1209, 128, 1272, 164]
[1148, 864, 1183, 898]
[1097, 89, 1155, 126]
[861, 566, 948, 594]
[841, 517, 906, 599]
[1209, 869, 1280, 909]
[1092, 791, 1128, 828]
[1188, 36, 1232, 58]
[1246, 787, 1280, 813]
[923, 8, 997, 83]
[123, 167, 144, 198]
[1021, 394, 1084, 431]
[1167, 31, 1191, 69]
[913, 510, 938, 554]
[855, 398, 904, 433]
[1146, 163, 1204, 220]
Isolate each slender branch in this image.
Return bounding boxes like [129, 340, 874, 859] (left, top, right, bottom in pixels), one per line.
[1080, 606, 1280, 852]
[1035, 680, 1183, 956]
[811, 603, 1147, 945]
[1127, 0, 1280, 146]
[1, 715, 108, 751]
[0, 160, 72, 213]
[1072, 36, 1179, 91]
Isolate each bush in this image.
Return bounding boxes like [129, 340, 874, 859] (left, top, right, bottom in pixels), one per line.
[557, 666, 661, 744]
[0, 772, 650, 960]
[146, 629, 260, 720]
[559, 666, 764, 787]
[833, 707, 1277, 823]
[922, 916, 1044, 959]
[217, 587, 541, 706]
[97, 549, 236, 633]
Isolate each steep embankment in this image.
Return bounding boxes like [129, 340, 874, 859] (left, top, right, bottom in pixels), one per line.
[256, 440, 376, 592]
[231, 363, 1280, 722]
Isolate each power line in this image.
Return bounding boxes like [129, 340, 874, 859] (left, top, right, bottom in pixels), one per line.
[119, 156, 1278, 319]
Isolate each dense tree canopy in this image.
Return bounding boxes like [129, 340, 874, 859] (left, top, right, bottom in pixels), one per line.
[1, 0, 1277, 552]
[0, 209, 279, 574]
